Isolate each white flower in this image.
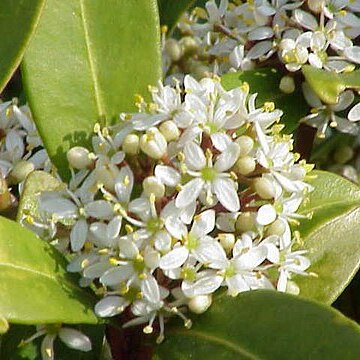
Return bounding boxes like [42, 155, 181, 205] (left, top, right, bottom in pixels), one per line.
[159, 209, 217, 270]
[175, 142, 240, 211]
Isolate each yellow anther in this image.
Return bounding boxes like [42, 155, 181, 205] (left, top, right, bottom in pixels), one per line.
[125, 224, 134, 234]
[138, 273, 147, 280]
[161, 25, 168, 34]
[5, 108, 13, 117]
[93, 123, 101, 133]
[84, 241, 93, 252]
[81, 259, 90, 269]
[263, 102, 275, 112]
[143, 325, 153, 334]
[240, 82, 249, 93]
[230, 171, 238, 181]
[25, 215, 34, 225]
[136, 291, 143, 299]
[177, 152, 185, 162]
[109, 257, 119, 266]
[98, 248, 109, 255]
[123, 175, 130, 186]
[120, 284, 129, 295]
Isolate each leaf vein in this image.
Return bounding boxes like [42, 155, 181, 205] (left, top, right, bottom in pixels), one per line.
[79, 0, 105, 118]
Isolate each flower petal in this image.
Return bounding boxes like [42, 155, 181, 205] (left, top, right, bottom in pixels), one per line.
[159, 246, 189, 270]
[59, 328, 92, 352]
[212, 178, 240, 212]
[176, 178, 204, 208]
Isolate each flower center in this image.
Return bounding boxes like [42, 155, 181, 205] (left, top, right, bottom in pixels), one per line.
[201, 166, 217, 181]
[185, 234, 199, 250]
[147, 217, 163, 232]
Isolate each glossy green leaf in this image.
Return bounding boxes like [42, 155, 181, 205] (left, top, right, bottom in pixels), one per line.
[158, 0, 195, 32]
[0, 216, 98, 324]
[222, 68, 309, 132]
[16, 170, 63, 222]
[0, 324, 105, 360]
[295, 170, 360, 304]
[22, 0, 161, 179]
[302, 65, 360, 104]
[154, 290, 360, 359]
[0, 0, 46, 93]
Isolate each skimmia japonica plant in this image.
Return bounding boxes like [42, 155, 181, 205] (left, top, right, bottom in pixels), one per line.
[0, 1, 360, 359]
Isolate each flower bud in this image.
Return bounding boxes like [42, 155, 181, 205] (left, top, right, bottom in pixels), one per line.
[140, 127, 167, 159]
[234, 156, 256, 175]
[67, 146, 93, 169]
[286, 280, 300, 295]
[165, 39, 183, 62]
[308, 0, 325, 13]
[333, 145, 354, 165]
[0, 176, 12, 211]
[95, 163, 119, 191]
[8, 160, 34, 184]
[236, 135, 254, 156]
[218, 233, 235, 253]
[143, 176, 165, 198]
[159, 120, 180, 142]
[122, 134, 140, 155]
[279, 76, 295, 94]
[253, 177, 276, 200]
[180, 36, 198, 55]
[235, 212, 255, 233]
[266, 219, 286, 236]
[188, 294, 212, 314]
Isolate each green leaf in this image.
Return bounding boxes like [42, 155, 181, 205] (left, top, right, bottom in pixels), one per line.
[302, 65, 360, 104]
[221, 68, 309, 133]
[0, 0, 46, 93]
[0, 324, 105, 360]
[154, 290, 360, 359]
[22, 0, 161, 179]
[16, 170, 63, 222]
[295, 170, 360, 304]
[0, 216, 98, 324]
[158, 0, 195, 32]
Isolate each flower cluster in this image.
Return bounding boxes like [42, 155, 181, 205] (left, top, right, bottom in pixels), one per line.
[163, 0, 360, 136]
[27, 75, 313, 342]
[0, 99, 50, 210]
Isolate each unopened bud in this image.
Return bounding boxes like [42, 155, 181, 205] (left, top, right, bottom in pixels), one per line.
[218, 233, 235, 252]
[165, 39, 183, 62]
[234, 156, 256, 175]
[143, 176, 165, 198]
[8, 160, 34, 184]
[0, 176, 12, 211]
[235, 212, 255, 233]
[253, 177, 276, 199]
[279, 76, 295, 94]
[308, 0, 325, 13]
[95, 163, 119, 191]
[140, 127, 167, 159]
[159, 120, 180, 142]
[180, 36, 198, 55]
[286, 280, 300, 295]
[188, 294, 212, 314]
[333, 145, 354, 165]
[67, 146, 93, 169]
[266, 219, 286, 236]
[123, 134, 140, 155]
[236, 135, 254, 156]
